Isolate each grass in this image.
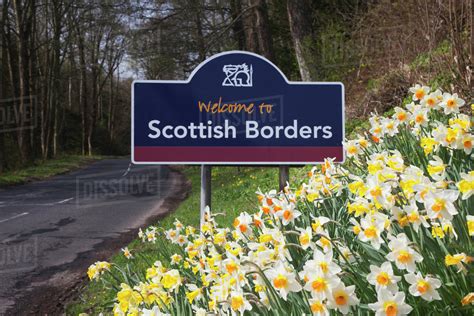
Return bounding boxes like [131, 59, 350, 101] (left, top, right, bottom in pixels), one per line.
[66, 165, 311, 314]
[0, 154, 104, 187]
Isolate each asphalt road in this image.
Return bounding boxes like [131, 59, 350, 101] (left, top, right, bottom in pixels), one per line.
[0, 159, 186, 314]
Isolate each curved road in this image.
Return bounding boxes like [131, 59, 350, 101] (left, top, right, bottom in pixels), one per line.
[0, 159, 188, 314]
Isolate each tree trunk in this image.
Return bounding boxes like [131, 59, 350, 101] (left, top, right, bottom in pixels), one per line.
[0, 0, 7, 172]
[77, 30, 88, 156]
[287, 0, 313, 81]
[245, 0, 274, 60]
[12, 0, 27, 163]
[230, 0, 246, 50]
[194, 2, 206, 62]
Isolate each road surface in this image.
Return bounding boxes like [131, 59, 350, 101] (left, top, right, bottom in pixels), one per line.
[0, 159, 189, 314]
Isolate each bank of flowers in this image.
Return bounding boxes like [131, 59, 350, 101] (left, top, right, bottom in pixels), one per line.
[87, 85, 473, 315]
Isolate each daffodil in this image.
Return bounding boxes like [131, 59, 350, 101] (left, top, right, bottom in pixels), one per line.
[87, 261, 111, 280]
[185, 283, 202, 304]
[121, 247, 133, 259]
[229, 289, 252, 314]
[412, 109, 429, 127]
[440, 92, 465, 114]
[303, 268, 340, 299]
[368, 289, 413, 316]
[386, 233, 423, 273]
[420, 137, 438, 155]
[445, 253, 472, 271]
[297, 226, 314, 250]
[457, 171, 474, 200]
[116, 283, 142, 313]
[141, 306, 170, 316]
[427, 156, 446, 181]
[265, 262, 302, 300]
[424, 190, 459, 220]
[367, 261, 401, 293]
[421, 90, 441, 109]
[308, 297, 329, 316]
[233, 212, 252, 235]
[310, 216, 330, 234]
[358, 213, 385, 250]
[161, 269, 181, 292]
[275, 202, 301, 226]
[409, 84, 430, 101]
[404, 272, 441, 301]
[326, 284, 359, 314]
[344, 139, 361, 157]
[401, 202, 429, 231]
[461, 293, 474, 306]
[393, 107, 409, 124]
[170, 254, 182, 265]
[467, 215, 474, 236]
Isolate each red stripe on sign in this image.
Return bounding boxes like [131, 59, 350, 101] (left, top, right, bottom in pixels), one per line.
[134, 146, 343, 163]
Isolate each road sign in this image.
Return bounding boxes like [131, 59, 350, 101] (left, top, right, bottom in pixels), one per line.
[132, 51, 345, 164]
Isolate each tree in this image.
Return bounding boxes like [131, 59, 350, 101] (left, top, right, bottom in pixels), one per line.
[287, 0, 313, 81]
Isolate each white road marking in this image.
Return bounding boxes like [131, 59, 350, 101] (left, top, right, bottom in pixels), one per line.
[122, 163, 132, 177]
[0, 212, 29, 224]
[0, 197, 74, 207]
[56, 197, 74, 204]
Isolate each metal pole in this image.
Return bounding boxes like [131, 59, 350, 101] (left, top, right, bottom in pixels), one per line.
[279, 166, 289, 192]
[200, 165, 211, 228]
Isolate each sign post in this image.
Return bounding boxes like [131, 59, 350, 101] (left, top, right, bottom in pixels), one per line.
[279, 166, 289, 191]
[200, 165, 211, 227]
[132, 51, 344, 226]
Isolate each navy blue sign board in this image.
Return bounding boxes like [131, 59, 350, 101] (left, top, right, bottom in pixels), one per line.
[132, 51, 345, 164]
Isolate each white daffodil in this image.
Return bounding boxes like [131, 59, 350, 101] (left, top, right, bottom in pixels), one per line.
[393, 107, 409, 124]
[424, 190, 459, 220]
[297, 226, 314, 250]
[386, 233, 423, 273]
[409, 84, 430, 101]
[170, 254, 182, 265]
[302, 249, 342, 277]
[308, 297, 330, 316]
[459, 133, 473, 154]
[275, 201, 301, 226]
[440, 92, 465, 114]
[192, 307, 207, 316]
[326, 284, 359, 314]
[365, 175, 392, 205]
[413, 177, 436, 203]
[404, 272, 441, 302]
[412, 109, 429, 127]
[403, 202, 429, 232]
[358, 213, 385, 250]
[316, 233, 333, 253]
[457, 171, 474, 200]
[310, 215, 331, 234]
[303, 269, 340, 299]
[427, 156, 446, 181]
[421, 90, 441, 109]
[382, 117, 400, 137]
[344, 139, 361, 157]
[265, 261, 302, 300]
[368, 289, 413, 316]
[121, 247, 133, 259]
[367, 261, 401, 293]
[229, 289, 252, 315]
[141, 306, 170, 316]
[233, 212, 252, 235]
